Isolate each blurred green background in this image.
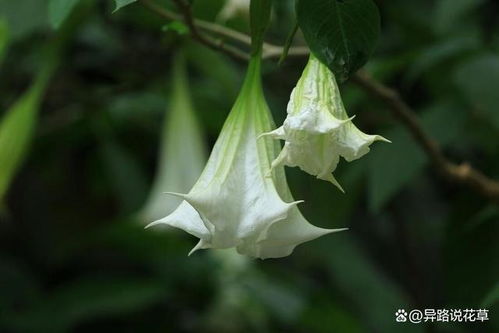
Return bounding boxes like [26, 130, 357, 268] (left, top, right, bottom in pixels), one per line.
[1, 0, 498, 332]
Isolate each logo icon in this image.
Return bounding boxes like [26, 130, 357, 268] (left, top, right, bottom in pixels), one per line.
[395, 309, 408, 322]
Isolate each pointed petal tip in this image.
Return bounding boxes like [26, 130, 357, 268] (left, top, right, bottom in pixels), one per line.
[322, 227, 349, 236]
[163, 191, 189, 198]
[321, 173, 345, 193]
[288, 199, 305, 207]
[258, 127, 284, 140]
[377, 135, 391, 143]
[188, 239, 207, 256]
[145, 219, 163, 229]
[345, 115, 356, 123]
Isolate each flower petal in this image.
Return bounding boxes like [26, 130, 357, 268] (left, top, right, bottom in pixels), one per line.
[150, 56, 345, 258]
[266, 55, 389, 191]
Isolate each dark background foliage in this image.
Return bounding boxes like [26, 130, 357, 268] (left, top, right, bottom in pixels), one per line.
[0, 0, 498, 332]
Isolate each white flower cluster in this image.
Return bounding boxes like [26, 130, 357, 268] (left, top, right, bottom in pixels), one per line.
[148, 54, 386, 259]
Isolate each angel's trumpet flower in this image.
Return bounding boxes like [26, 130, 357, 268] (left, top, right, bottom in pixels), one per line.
[148, 55, 345, 259]
[140, 54, 206, 222]
[264, 55, 389, 191]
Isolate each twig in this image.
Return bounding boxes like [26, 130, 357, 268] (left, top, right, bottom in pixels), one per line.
[139, 0, 306, 60]
[141, 0, 249, 61]
[352, 71, 499, 203]
[140, 0, 499, 204]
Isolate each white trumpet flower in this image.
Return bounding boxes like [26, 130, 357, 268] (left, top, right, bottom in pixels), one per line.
[217, 0, 250, 22]
[140, 55, 206, 222]
[148, 56, 346, 259]
[264, 55, 389, 191]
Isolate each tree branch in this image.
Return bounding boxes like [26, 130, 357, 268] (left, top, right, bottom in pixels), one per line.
[352, 71, 499, 203]
[141, 0, 250, 61]
[139, 0, 499, 204]
[139, 0, 308, 60]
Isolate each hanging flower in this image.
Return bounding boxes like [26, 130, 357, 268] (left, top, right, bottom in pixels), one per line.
[140, 54, 206, 222]
[148, 55, 346, 259]
[217, 0, 250, 22]
[263, 55, 390, 191]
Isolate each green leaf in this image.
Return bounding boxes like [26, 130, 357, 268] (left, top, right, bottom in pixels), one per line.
[454, 54, 499, 130]
[113, 0, 137, 13]
[250, 0, 272, 54]
[324, 237, 422, 333]
[48, 0, 81, 29]
[368, 103, 466, 213]
[296, 0, 380, 80]
[368, 128, 426, 213]
[0, 38, 60, 202]
[162, 21, 190, 35]
[0, 77, 47, 203]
